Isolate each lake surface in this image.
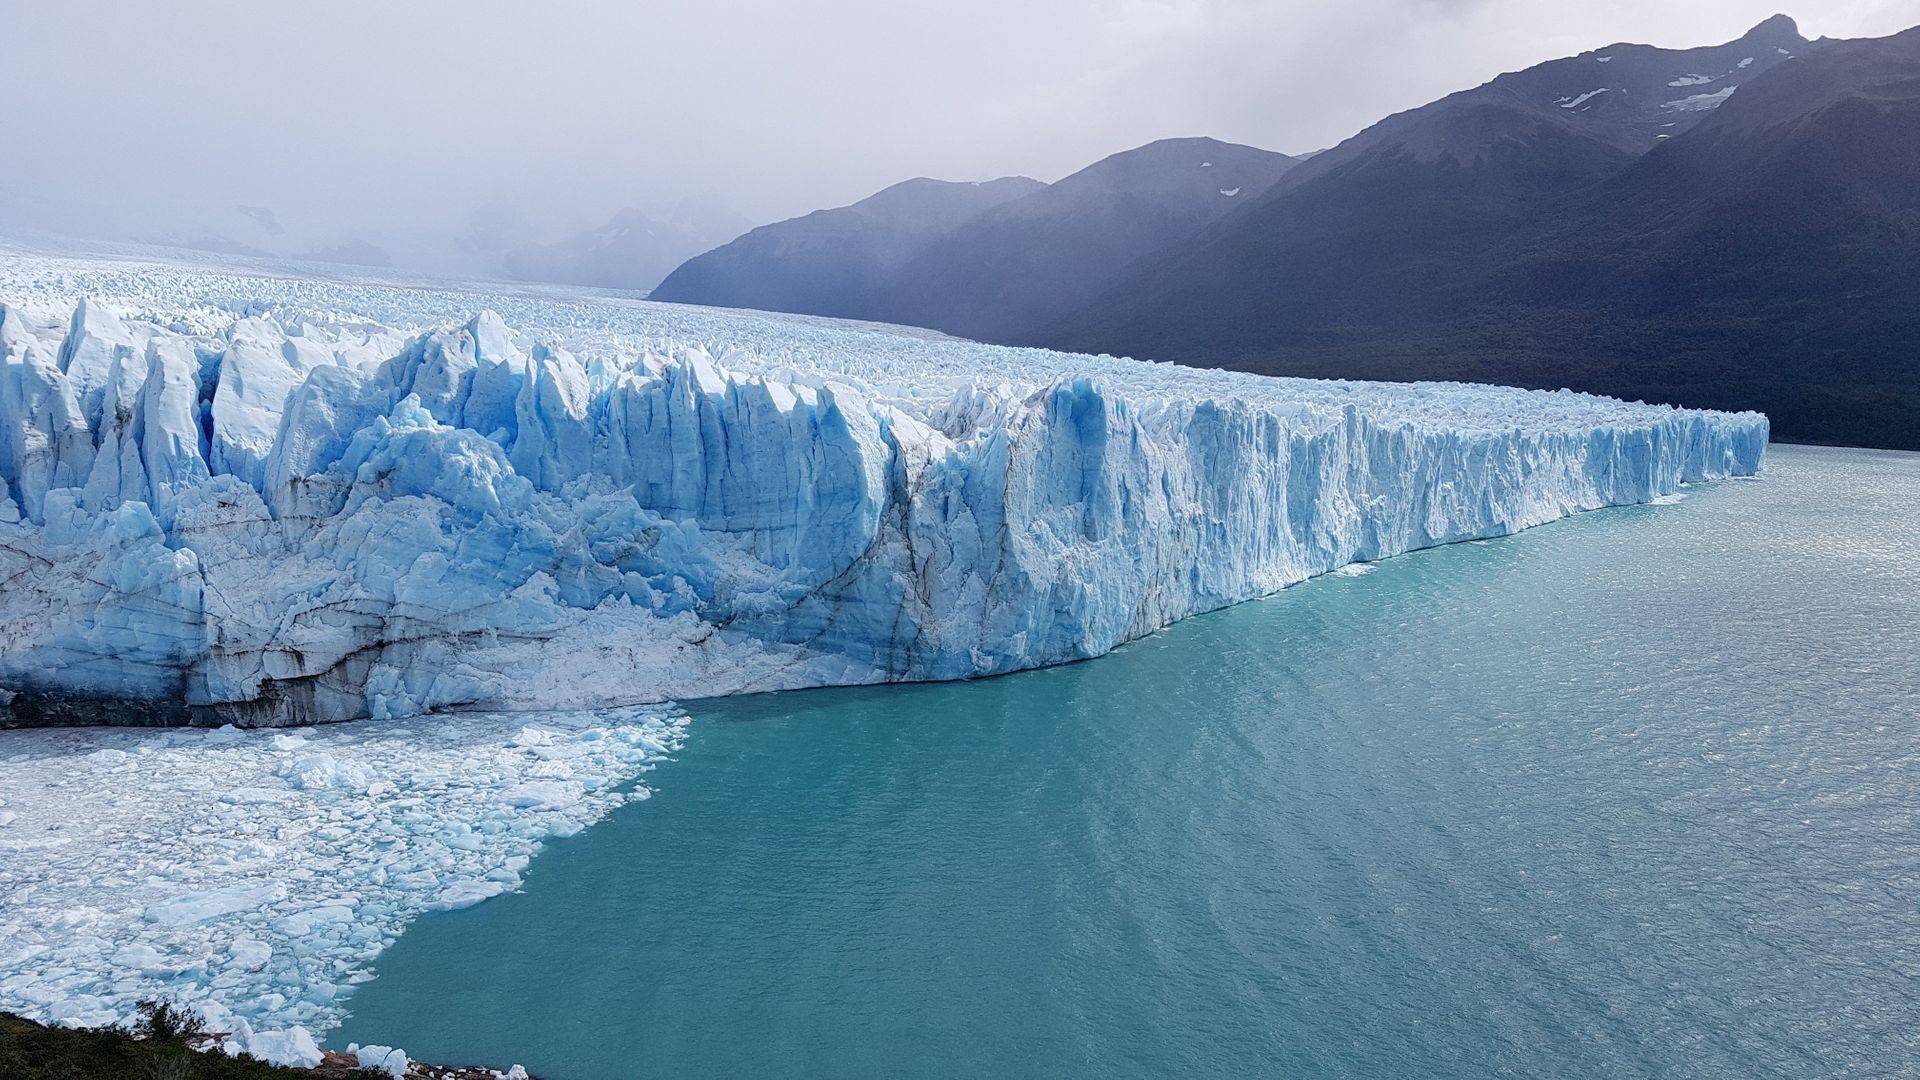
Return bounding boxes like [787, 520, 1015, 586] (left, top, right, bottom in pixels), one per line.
[335, 444, 1920, 1079]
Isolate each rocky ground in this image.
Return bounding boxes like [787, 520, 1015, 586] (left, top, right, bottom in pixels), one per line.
[1, 1009, 534, 1079]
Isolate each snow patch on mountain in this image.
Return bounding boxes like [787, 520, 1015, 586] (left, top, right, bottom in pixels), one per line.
[1664, 85, 1738, 111]
[1557, 88, 1612, 109]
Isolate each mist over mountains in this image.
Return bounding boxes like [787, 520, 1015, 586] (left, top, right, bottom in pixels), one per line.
[6, 194, 748, 295]
[653, 138, 1298, 341]
[648, 176, 1047, 321]
[497, 203, 752, 293]
[654, 15, 1920, 450]
[9, 11, 1913, 448]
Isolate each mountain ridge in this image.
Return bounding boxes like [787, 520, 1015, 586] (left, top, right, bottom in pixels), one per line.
[1032, 17, 1920, 449]
[648, 175, 1045, 318]
[651, 137, 1295, 338]
[650, 15, 1920, 449]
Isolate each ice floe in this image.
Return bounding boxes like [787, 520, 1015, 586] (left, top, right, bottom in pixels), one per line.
[0, 705, 685, 1043]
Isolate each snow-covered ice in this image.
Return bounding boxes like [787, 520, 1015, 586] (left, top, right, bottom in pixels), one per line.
[230, 1025, 324, 1069]
[349, 1042, 411, 1077]
[0, 705, 685, 1039]
[0, 242, 1767, 725]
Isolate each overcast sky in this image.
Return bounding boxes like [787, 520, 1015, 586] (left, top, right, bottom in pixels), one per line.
[5, 0, 1917, 248]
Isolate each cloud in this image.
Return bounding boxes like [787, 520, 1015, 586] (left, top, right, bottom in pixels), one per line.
[3, 0, 1913, 263]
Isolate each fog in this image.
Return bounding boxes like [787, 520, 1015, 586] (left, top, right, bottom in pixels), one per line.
[5, 0, 1915, 273]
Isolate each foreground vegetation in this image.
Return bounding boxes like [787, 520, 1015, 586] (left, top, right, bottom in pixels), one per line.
[0, 1004, 368, 1079]
[0, 1003, 525, 1079]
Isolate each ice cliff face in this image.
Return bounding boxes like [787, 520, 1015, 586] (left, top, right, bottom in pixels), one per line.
[0, 249, 1768, 724]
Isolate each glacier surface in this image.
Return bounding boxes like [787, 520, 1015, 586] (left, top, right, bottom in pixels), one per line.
[0, 245, 1768, 724]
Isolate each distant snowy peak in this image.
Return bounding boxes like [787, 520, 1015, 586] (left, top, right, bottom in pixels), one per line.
[1527, 14, 1804, 134]
[1267, 15, 1810, 184]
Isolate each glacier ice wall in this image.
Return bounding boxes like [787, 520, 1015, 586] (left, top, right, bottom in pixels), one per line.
[0, 250, 1769, 724]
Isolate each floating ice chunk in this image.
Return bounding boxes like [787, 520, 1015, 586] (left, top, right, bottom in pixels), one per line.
[220, 787, 295, 805]
[499, 780, 581, 809]
[512, 725, 557, 747]
[272, 905, 355, 937]
[229, 939, 272, 971]
[146, 884, 286, 927]
[111, 944, 187, 976]
[280, 754, 372, 792]
[429, 878, 510, 911]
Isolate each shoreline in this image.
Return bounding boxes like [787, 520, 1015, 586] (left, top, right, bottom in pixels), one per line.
[1, 1010, 531, 1079]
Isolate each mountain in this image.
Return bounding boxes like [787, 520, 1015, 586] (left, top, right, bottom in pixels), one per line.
[1040, 21, 1812, 359]
[501, 203, 751, 293]
[872, 137, 1297, 341]
[449, 199, 548, 278]
[1039, 16, 1920, 450]
[649, 176, 1044, 318]
[651, 138, 1294, 336]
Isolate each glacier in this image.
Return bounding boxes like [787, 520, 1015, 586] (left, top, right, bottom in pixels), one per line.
[0, 243, 1768, 1060]
[0, 245, 1767, 725]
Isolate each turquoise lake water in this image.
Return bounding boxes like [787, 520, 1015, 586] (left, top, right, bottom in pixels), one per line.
[335, 444, 1920, 1079]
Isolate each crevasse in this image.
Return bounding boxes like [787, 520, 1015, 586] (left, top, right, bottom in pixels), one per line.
[0, 260, 1767, 725]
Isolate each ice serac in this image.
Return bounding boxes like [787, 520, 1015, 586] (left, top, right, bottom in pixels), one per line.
[0, 254, 1769, 725]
